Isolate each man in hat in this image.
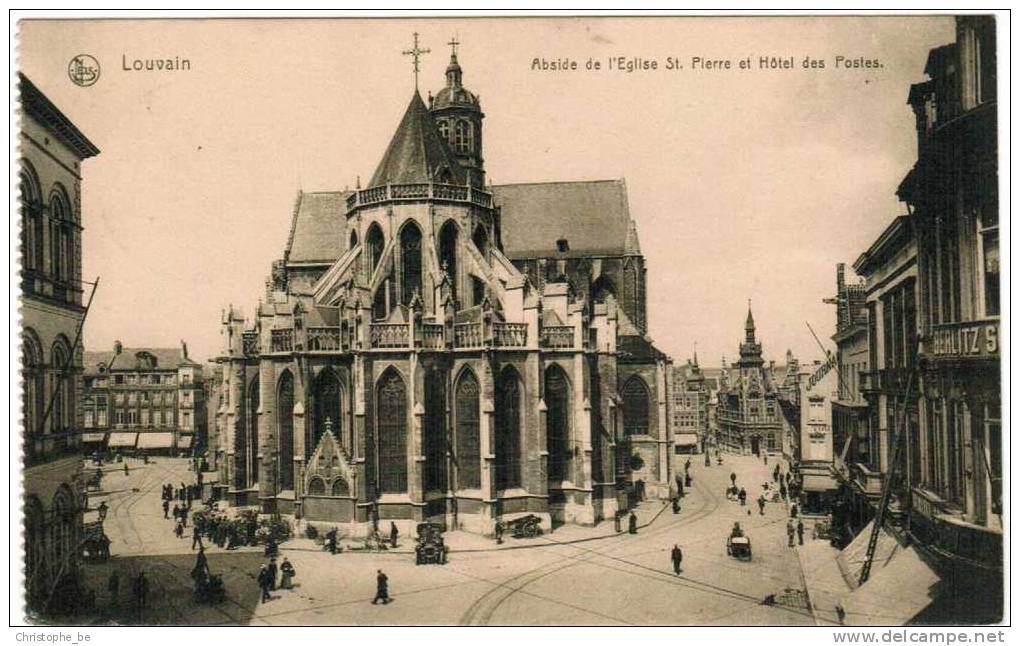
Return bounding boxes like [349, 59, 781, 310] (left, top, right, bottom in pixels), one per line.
[787, 520, 796, 547]
[258, 565, 272, 603]
[372, 569, 389, 605]
[670, 544, 683, 575]
[797, 519, 805, 546]
[628, 511, 638, 535]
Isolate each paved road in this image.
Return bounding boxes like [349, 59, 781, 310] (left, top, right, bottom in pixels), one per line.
[80, 453, 812, 625]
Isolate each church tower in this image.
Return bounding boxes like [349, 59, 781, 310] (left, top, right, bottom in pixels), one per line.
[430, 38, 485, 187]
[738, 303, 765, 369]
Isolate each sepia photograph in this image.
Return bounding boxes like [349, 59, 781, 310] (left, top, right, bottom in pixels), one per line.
[11, 10, 1007, 634]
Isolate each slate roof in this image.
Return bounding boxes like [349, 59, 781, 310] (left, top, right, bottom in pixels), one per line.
[84, 348, 197, 374]
[284, 191, 350, 265]
[369, 92, 465, 187]
[490, 179, 635, 258]
[617, 335, 669, 362]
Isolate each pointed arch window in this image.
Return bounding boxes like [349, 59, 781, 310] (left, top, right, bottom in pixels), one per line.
[312, 369, 342, 457]
[376, 369, 408, 493]
[49, 190, 71, 283]
[439, 220, 459, 301]
[622, 376, 650, 436]
[399, 222, 423, 305]
[349, 229, 359, 251]
[495, 368, 523, 490]
[366, 223, 385, 275]
[455, 370, 481, 490]
[50, 340, 72, 434]
[545, 365, 572, 483]
[423, 369, 447, 492]
[308, 477, 326, 496]
[277, 372, 295, 490]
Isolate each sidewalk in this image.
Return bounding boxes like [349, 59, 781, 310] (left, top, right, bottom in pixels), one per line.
[795, 536, 849, 626]
[286, 500, 670, 555]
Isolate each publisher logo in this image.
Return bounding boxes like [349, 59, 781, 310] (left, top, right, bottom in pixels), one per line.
[68, 54, 100, 87]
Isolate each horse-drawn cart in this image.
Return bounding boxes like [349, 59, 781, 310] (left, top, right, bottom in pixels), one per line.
[506, 514, 543, 539]
[81, 520, 111, 561]
[726, 535, 752, 561]
[414, 523, 448, 565]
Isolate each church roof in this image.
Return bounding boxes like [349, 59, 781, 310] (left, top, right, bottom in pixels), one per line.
[284, 191, 350, 265]
[617, 335, 669, 362]
[369, 92, 465, 187]
[491, 179, 634, 258]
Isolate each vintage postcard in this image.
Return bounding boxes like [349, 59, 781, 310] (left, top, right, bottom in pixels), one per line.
[12, 12, 1006, 634]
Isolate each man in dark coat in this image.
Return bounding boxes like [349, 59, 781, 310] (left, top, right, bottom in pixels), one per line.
[757, 495, 766, 515]
[192, 547, 209, 586]
[258, 565, 272, 603]
[192, 524, 203, 550]
[773, 465, 781, 482]
[670, 544, 683, 575]
[372, 569, 389, 605]
[787, 520, 796, 547]
[671, 496, 681, 514]
[628, 511, 638, 534]
[797, 519, 805, 545]
[494, 521, 504, 545]
[730, 471, 737, 487]
[267, 557, 278, 591]
[162, 498, 170, 519]
[738, 488, 747, 506]
[390, 522, 399, 549]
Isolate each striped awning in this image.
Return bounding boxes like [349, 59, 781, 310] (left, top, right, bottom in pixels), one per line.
[81, 432, 107, 443]
[107, 432, 138, 448]
[136, 432, 174, 449]
[674, 433, 699, 446]
[802, 473, 839, 492]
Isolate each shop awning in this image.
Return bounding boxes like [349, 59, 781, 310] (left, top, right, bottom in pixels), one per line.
[81, 432, 107, 443]
[843, 543, 942, 625]
[674, 433, 699, 446]
[178, 435, 193, 449]
[107, 432, 138, 448]
[136, 432, 174, 449]
[802, 473, 838, 492]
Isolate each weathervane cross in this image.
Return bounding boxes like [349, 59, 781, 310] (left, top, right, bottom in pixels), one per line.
[448, 35, 460, 56]
[403, 32, 431, 90]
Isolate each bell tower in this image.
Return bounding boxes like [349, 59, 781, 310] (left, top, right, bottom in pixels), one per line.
[430, 37, 485, 187]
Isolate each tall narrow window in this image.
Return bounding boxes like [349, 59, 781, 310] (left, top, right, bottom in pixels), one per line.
[366, 223, 385, 275]
[472, 224, 487, 256]
[979, 210, 999, 316]
[19, 166, 41, 271]
[399, 223, 423, 305]
[455, 370, 481, 489]
[545, 365, 571, 483]
[312, 369, 341, 456]
[277, 372, 295, 490]
[622, 376, 650, 436]
[454, 120, 472, 153]
[247, 377, 260, 487]
[495, 367, 523, 490]
[423, 369, 447, 492]
[439, 220, 459, 300]
[376, 369, 408, 494]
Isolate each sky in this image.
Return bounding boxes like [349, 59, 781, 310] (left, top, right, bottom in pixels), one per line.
[18, 16, 957, 367]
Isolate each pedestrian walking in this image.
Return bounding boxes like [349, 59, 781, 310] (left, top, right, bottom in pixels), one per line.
[108, 570, 120, 606]
[730, 471, 737, 486]
[192, 547, 210, 583]
[738, 487, 747, 506]
[162, 498, 170, 519]
[372, 569, 390, 605]
[797, 519, 805, 545]
[495, 521, 504, 545]
[613, 511, 622, 533]
[787, 520, 796, 547]
[684, 457, 692, 475]
[773, 465, 780, 482]
[97, 501, 109, 522]
[670, 544, 683, 575]
[175, 519, 185, 538]
[757, 495, 766, 515]
[790, 503, 799, 519]
[192, 525, 203, 550]
[704, 452, 711, 467]
[124, 463, 130, 476]
[671, 496, 681, 514]
[267, 557, 278, 591]
[327, 528, 338, 554]
[280, 557, 295, 589]
[258, 565, 272, 603]
[779, 483, 788, 500]
[390, 521, 399, 549]
[628, 511, 638, 535]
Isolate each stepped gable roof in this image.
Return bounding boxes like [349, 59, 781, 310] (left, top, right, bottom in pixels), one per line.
[491, 179, 634, 259]
[284, 191, 350, 265]
[84, 347, 197, 374]
[369, 92, 465, 188]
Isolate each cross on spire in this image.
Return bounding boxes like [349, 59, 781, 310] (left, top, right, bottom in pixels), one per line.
[403, 32, 431, 90]
[448, 35, 460, 57]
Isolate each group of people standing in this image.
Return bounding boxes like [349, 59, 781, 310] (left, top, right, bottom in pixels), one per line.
[257, 555, 297, 603]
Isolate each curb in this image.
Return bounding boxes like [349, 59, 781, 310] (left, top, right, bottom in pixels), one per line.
[282, 501, 672, 556]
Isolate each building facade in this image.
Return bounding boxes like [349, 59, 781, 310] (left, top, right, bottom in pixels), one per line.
[81, 343, 206, 456]
[669, 359, 709, 459]
[19, 74, 100, 614]
[795, 359, 840, 515]
[212, 46, 673, 536]
[898, 15, 1001, 620]
[716, 308, 783, 456]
